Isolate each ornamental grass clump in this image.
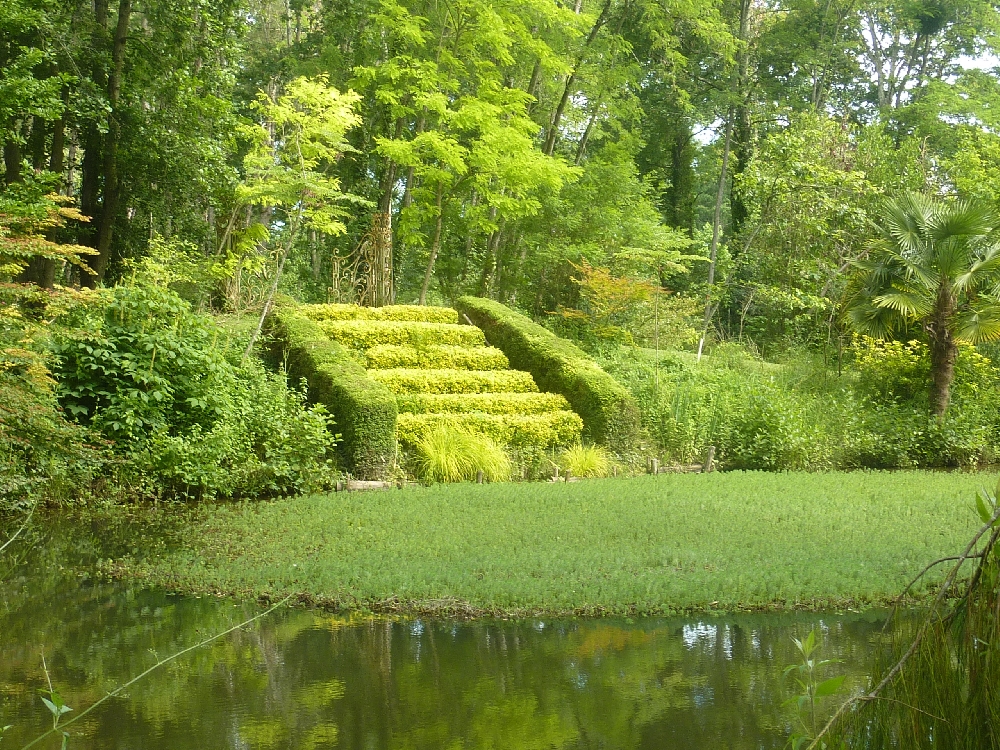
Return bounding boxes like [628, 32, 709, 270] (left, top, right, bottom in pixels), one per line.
[560, 444, 611, 477]
[415, 426, 512, 483]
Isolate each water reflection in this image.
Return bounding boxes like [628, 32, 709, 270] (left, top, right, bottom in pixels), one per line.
[0, 578, 889, 750]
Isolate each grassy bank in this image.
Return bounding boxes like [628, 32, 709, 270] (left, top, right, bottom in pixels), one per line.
[117, 471, 990, 617]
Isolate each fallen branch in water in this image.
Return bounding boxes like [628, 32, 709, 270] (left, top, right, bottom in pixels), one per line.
[20, 593, 294, 750]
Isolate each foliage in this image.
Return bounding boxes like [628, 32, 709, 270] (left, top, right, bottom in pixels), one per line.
[457, 296, 640, 449]
[131, 471, 984, 616]
[371, 367, 538, 395]
[783, 630, 845, 750]
[601, 342, 1000, 471]
[826, 487, 1000, 748]
[51, 285, 234, 444]
[846, 192, 1000, 416]
[555, 259, 699, 349]
[397, 411, 583, 451]
[0, 187, 95, 280]
[362, 344, 509, 370]
[46, 285, 340, 499]
[396, 392, 571, 416]
[141, 365, 339, 500]
[302, 304, 458, 323]
[317, 320, 486, 349]
[264, 306, 397, 479]
[559, 444, 611, 478]
[414, 426, 512, 483]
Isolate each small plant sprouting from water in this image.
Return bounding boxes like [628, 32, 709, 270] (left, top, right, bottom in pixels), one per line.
[39, 654, 72, 749]
[784, 629, 845, 750]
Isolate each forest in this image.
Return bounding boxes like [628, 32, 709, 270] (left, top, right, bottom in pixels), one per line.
[8, 2, 1000, 747]
[6, 0, 1000, 501]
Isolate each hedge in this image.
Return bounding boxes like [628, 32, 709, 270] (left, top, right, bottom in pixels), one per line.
[263, 307, 397, 479]
[318, 320, 486, 349]
[396, 392, 571, 415]
[301, 303, 458, 323]
[455, 296, 640, 449]
[396, 411, 583, 449]
[370, 368, 538, 395]
[364, 343, 509, 371]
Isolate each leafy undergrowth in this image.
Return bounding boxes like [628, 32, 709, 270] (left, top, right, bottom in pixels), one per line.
[112, 471, 988, 617]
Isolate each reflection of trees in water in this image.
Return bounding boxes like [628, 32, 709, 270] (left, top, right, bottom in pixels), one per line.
[1, 518, 890, 750]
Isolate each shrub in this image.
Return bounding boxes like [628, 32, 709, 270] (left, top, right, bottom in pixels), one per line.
[559, 444, 611, 478]
[264, 306, 397, 478]
[302, 303, 458, 323]
[51, 284, 234, 444]
[397, 411, 583, 450]
[142, 365, 339, 499]
[456, 296, 640, 449]
[317, 320, 485, 349]
[414, 426, 512, 483]
[396, 392, 571, 415]
[371, 368, 538, 394]
[364, 343, 509, 370]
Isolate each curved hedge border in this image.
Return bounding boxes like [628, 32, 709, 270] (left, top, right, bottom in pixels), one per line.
[302, 303, 458, 323]
[370, 368, 538, 395]
[455, 296, 640, 449]
[396, 411, 583, 450]
[364, 343, 509, 370]
[263, 307, 397, 479]
[317, 319, 486, 349]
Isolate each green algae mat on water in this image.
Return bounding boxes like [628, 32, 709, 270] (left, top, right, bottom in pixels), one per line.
[124, 471, 990, 616]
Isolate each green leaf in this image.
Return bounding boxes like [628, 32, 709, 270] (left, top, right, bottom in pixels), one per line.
[814, 674, 846, 698]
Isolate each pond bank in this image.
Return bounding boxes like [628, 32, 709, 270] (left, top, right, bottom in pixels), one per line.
[103, 470, 988, 617]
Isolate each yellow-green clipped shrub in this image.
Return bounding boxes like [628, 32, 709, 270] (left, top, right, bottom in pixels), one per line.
[302, 303, 458, 323]
[364, 344, 509, 370]
[318, 320, 485, 349]
[397, 411, 583, 449]
[396, 392, 570, 415]
[262, 308, 397, 479]
[456, 296, 640, 449]
[559, 444, 611, 477]
[372, 368, 538, 394]
[414, 426, 512, 483]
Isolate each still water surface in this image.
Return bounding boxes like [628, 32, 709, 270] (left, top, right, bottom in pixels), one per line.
[0, 514, 889, 749]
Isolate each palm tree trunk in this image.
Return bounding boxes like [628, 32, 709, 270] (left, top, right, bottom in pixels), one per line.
[928, 288, 957, 418]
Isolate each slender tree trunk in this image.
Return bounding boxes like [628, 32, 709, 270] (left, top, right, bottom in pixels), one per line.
[3, 133, 22, 185]
[543, 0, 611, 156]
[86, 0, 132, 287]
[729, 0, 753, 238]
[418, 182, 444, 305]
[928, 288, 957, 418]
[698, 113, 733, 361]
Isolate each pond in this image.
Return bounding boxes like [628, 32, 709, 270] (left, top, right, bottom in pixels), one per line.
[0, 513, 892, 750]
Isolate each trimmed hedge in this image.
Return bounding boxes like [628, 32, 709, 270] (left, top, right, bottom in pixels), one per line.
[370, 368, 538, 395]
[364, 343, 509, 371]
[456, 296, 640, 449]
[263, 307, 397, 479]
[318, 320, 486, 349]
[302, 303, 459, 323]
[396, 411, 583, 449]
[396, 392, 571, 415]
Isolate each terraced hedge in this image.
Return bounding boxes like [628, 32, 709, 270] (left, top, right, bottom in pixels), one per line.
[363, 344, 509, 370]
[370, 368, 538, 394]
[263, 307, 397, 479]
[456, 296, 640, 449]
[302, 303, 458, 323]
[396, 392, 570, 415]
[396, 411, 583, 450]
[318, 320, 486, 349]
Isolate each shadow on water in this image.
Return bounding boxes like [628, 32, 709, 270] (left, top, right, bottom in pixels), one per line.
[1, 509, 894, 750]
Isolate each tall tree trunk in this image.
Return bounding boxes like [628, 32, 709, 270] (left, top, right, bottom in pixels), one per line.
[3, 131, 22, 185]
[928, 288, 957, 418]
[86, 0, 132, 287]
[729, 0, 753, 238]
[17, 114, 65, 288]
[418, 182, 444, 305]
[543, 0, 611, 156]
[698, 112, 733, 361]
[666, 123, 695, 235]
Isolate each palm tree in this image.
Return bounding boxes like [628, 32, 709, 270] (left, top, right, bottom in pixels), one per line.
[846, 192, 1000, 418]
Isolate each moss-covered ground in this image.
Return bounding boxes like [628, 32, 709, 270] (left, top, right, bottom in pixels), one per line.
[118, 471, 990, 617]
